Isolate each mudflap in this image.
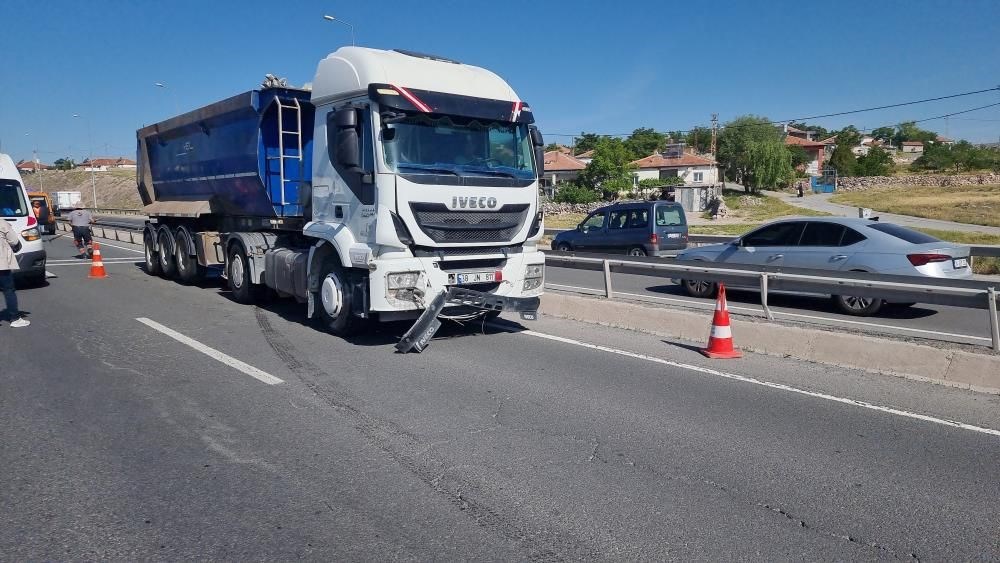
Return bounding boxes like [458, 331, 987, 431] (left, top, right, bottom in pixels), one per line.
[395, 288, 541, 354]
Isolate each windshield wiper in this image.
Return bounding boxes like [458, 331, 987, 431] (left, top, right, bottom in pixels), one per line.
[462, 169, 519, 179]
[396, 164, 463, 177]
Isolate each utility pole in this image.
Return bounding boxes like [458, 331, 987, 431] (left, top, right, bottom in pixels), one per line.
[710, 113, 718, 156]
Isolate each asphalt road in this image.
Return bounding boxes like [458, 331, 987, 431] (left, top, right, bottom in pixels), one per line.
[2, 235, 999, 560]
[546, 265, 997, 348]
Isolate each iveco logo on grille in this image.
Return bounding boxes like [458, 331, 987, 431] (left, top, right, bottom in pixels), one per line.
[451, 196, 498, 209]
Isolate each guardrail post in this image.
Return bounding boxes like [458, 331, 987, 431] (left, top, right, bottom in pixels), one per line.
[603, 259, 613, 299]
[760, 273, 774, 320]
[989, 287, 999, 353]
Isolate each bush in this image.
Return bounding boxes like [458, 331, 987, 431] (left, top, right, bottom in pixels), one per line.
[553, 183, 601, 204]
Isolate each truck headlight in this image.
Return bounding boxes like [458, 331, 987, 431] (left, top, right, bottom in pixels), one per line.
[524, 264, 544, 279]
[21, 228, 40, 242]
[387, 271, 420, 289]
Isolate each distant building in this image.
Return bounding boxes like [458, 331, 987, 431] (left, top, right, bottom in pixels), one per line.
[540, 151, 587, 195]
[935, 136, 955, 146]
[630, 150, 719, 185]
[15, 159, 51, 173]
[783, 125, 816, 141]
[77, 157, 138, 171]
[784, 136, 826, 175]
[900, 141, 925, 154]
[574, 149, 594, 165]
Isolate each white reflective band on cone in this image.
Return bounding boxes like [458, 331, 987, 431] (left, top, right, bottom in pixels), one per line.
[710, 325, 732, 339]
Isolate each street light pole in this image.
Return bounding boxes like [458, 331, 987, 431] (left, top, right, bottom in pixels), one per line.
[73, 113, 98, 208]
[24, 132, 43, 191]
[322, 14, 356, 46]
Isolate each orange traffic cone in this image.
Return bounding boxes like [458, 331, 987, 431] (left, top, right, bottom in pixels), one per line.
[701, 283, 741, 359]
[88, 242, 107, 279]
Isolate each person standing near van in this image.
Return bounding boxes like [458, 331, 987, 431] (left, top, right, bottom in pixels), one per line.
[0, 219, 30, 327]
[68, 206, 94, 257]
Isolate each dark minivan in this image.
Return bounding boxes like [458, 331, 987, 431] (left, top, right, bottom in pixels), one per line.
[553, 201, 688, 256]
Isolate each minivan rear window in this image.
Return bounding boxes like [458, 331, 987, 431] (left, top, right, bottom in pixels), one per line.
[0, 180, 28, 217]
[655, 206, 685, 226]
[867, 223, 940, 244]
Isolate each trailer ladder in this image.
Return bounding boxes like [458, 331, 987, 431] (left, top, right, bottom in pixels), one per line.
[267, 97, 305, 209]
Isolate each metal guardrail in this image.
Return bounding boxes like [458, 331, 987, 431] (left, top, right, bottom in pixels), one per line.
[545, 251, 1000, 352]
[86, 207, 144, 216]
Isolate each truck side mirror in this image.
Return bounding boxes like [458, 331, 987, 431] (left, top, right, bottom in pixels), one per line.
[328, 108, 361, 169]
[529, 126, 544, 179]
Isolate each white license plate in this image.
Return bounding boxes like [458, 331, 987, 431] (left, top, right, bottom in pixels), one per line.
[953, 258, 969, 269]
[666, 233, 682, 238]
[448, 271, 496, 285]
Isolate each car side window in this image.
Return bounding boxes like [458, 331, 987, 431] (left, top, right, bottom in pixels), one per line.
[629, 209, 649, 229]
[742, 222, 805, 247]
[582, 211, 606, 230]
[840, 227, 866, 246]
[800, 222, 846, 246]
[608, 209, 629, 230]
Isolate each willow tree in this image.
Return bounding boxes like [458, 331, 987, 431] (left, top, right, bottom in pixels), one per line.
[717, 115, 792, 193]
[743, 139, 793, 193]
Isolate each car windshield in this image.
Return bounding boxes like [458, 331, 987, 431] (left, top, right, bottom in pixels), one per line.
[0, 180, 28, 217]
[382, 112, 536, 181]
[868, 223, 941, 244]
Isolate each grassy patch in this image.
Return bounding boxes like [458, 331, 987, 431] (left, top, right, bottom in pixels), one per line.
[689, 223, 758, 236]
[830, 185, 1000, 227]
[707, 190, 829, 222]
[545, 213, 587, 229]
[913, 228, 1000, 275]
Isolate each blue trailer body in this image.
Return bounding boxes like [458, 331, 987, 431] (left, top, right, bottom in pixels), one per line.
[137, 87, 315, 218]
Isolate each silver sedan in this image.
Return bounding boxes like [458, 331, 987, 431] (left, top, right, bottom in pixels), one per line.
[675, 217, 972, 316]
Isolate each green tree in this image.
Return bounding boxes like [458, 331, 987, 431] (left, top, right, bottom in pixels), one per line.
[788, 145, 811, 169]
[856, 146, 893, 176]
[544, 143, 564, 152]
[578, 137, 636, 199]
[833, 125, 862, 149]
[894, 121, 937, 146]
[623, 127, 666, 160]
[685, 128, 713, 154]
[828, 144, 857, 177]
[788, 122, 830, 140]
[573, 133, 602, 154]
[53, 158, 75, 170]
[553, 182, 600, 204]
[871, 126, 896, 144]
[717, 115, 792, 192]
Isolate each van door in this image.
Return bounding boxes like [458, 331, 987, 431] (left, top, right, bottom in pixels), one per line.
[653, 203, 688, 250]
[574, 208, 608, 251]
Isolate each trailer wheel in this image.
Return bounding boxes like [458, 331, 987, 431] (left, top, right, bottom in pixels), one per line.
[227, 243, 263, 304]
[143, 232, 162, 276]
[174, 230, 202, 284]
[315, 259, 367, 337]
[156, 229, 176, 278]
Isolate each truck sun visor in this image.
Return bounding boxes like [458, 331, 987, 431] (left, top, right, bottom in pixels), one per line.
[368, 84, 535, 124]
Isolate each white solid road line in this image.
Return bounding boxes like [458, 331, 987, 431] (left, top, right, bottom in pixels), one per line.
[494, 325, 1000, 438]
[46, 258, 140, 266]
[93, 241, 144, 254]
[136, 317, 284, 386]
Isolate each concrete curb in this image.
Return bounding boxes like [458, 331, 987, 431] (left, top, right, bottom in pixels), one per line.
[540, 292, 1000, 395]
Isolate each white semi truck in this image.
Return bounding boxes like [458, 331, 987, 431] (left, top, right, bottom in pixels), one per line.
[137, 47, 545, 351]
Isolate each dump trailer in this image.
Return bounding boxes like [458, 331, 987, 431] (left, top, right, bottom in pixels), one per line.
[137, 47, 546, 351]
[53, 191, 81, 215]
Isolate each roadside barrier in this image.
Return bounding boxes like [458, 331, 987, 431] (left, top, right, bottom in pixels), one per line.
[702, 284, 741, 359]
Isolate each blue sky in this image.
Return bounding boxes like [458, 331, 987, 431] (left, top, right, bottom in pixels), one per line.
[1, 0, 998, 163]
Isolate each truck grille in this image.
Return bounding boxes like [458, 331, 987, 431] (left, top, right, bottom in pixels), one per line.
[410, 203, 529, 243]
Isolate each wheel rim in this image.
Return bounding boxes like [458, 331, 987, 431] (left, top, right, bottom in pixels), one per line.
[558, 244, 570, 251]
[629, 248, 643, 256]
[689, 280, 711, 293]
[843, 295, 874, 311]
[158, 234, 171, 270]
[176, 244, 187, 274]
[230, 254, 245, 289]
[321, 273, 344, 318]
[145, 238, 154, 266]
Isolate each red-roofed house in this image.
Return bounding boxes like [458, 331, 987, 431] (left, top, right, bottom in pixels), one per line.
[630, 151, 719, 185]
[901, 141, 925, 154]
[541, 151, 587, 194]
[15, 159, 51, 173]
[784, 135, 825, 175]
[78, 157, 138, 171]
[574, 149, 595, 164]
[935, 136, 954, 146]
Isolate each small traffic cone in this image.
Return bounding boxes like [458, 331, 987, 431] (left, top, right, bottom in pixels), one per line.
[88, 242, 107, 279]
[701, 283, 741, 359]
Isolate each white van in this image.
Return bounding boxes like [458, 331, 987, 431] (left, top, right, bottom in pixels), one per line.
[0, 153, 46, 284]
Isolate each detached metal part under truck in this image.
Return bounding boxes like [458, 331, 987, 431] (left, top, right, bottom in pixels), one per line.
[136, 47, 546, 352]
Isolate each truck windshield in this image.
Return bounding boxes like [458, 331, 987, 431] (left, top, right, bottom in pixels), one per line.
[0, 180, 28, 217]
[382, 113, 536, 181]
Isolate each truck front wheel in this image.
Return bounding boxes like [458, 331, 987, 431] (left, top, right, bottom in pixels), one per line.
[315, 260, 367, 337]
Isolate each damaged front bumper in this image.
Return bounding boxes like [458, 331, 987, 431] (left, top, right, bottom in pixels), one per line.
[395, 287, 540, 353]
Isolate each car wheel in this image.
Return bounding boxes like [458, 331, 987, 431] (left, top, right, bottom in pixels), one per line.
[315, 259, 368, 337]
[627, 246, 647, 257]
[833, 294, 883, 316]
[556, 242, 571, 252]
[143, 232, 162, 276]
[683, 279, 717, 298]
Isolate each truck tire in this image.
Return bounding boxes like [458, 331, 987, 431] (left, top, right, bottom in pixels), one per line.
[157, 229, 177, 278]
[143, 232, 162, 276]
[174, 230, 202, 284]
[315, 259, 367, 337]
[227, 243, 262, 304]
